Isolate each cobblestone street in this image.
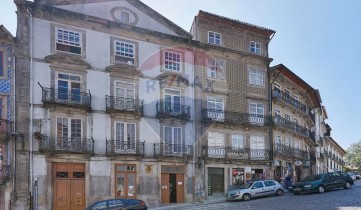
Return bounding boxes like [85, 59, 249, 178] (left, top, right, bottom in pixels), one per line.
[151, 180, 361, 210]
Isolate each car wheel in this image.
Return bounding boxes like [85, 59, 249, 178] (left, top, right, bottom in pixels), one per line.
[276, 189, 284, 196]
[242, 193, 251, 201]
[318, 186, 325, 194]
[344, 182, 352, 189]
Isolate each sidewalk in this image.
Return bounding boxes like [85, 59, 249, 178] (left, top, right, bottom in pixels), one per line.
[148, 196, 227, 210]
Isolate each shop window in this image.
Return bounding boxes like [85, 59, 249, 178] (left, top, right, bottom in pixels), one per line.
[115, 164, 136, 198]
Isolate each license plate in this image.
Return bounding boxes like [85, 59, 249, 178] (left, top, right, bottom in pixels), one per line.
[293, 188, 301, 192]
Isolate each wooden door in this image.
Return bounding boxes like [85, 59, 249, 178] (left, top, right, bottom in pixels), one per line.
[161, 174, 169, 204]
[54, 180, 71, 210]
[176, 174, 184, 203]
[71, 180, 85, 210]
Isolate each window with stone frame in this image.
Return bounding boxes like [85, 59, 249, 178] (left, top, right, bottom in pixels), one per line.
[120, 10, 130, 23]
[208, 31, 221, 45]
[249, 68, 264, 86]
[250, 41, 261, 54]
[249, 102, 264, 124]
[164, 51, 181, 72]
[114, 40, 135, 65]
[207, 59, 225, 79]
[164, 126, 182, 153]
[56, 28, 82, 55]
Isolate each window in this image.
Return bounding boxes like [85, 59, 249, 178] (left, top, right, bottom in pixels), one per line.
[115, 122, 136, 151]
[208, 59, 225, 79]
[274, 108, 281, 116]
[232, 134, 243, 149]
[250, 135, 265, 159]
[0, 51, 3, 76]
[264, 181, 276, 187]
[208, 31, 221, 45]
[275, 135, 282, 149]
[273, 83, 281, 95]
[115, 164, 136, 198]
[207, 96, 224, 121]
[115, 40, 135, 65]
[164, 51, 181, 71]
[56, 28, 81, 54]
[56, 117, 82, 150]
[164, 89, 181, 114]
[115, 82, 135, 109]
[120, 10, 130, 23]
[294, 95, 299, 102]
[285, 137, 291, 147]
[285, 114, 291, 121]
[293, 118, 299, 124]
[252, 182, 264, 189]
[208, 132, 225, 157]
[57, 73, 81, 102]
[284, 89, 291, 98]
[249, 68, 264, 86]
[250, 41, 261, 54]
[249, 102, 264, 124]
[164, 126, 182, 153]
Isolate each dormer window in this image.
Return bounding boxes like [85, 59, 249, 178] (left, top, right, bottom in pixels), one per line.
[208, 31, 221, 45]
[250, 41, 261, 54]
[120, 10, 130, 23]
[114, 40, 135, 65]
[56, 28, 82, 55]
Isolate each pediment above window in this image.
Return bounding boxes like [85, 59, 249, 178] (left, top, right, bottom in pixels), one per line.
[156, 72, 189, 86]
[106, 63, 143, 77]
[45, 54, 91, 69]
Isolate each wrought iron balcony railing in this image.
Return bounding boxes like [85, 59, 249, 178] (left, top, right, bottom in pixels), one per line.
[273, 144, 309, 159]
[203, 146, 271, 161]
[106, 96, 143, 115]
[156, 102, 191, 121]
[273, 115, 309, 137]
[38, 136, 94, 154]
[0, 164, 12, 181]
[272, 89, 307, 113]
[41, 86, 91, 110]
[106, 140, 145, 156]
[154, 143, 193, 158]
[202, 109, 271, 126]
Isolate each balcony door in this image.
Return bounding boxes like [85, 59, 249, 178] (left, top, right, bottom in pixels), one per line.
[164, 89, 181, 114]
[208, 132, 225, 158]
[115, 122, 136, 153]
[249, 102, 264, 125]
[164, 126, 182, 154]
[207, 96, 224, 121]
[250, 135, 265, 160]
[115, 82, 135, 110]
[56, 118, 82, 151]
[57, 73, 81, 102]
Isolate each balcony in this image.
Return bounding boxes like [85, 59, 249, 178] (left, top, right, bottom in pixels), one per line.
[273, 144, 308, 160]
[0, 164, 11, 184]
[106, 96, 143, 116]
[38, 136, 94, 154]
[202, 147, 271, 161]
[154, 143, 193, 158]
[273, 115, 309, 137]
[272, 89, 307, 113]
[106, 140, 145, 156]
[156, 102, 191, 121]
[202, 109, 272, 126]
[41, 87, 91, 111]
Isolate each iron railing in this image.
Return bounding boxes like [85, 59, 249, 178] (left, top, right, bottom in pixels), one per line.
[156, 102, 191, 121]
[203, 147, 271, 161]
[273, 144, 309, 159]
[154, 143, 193, 158]
[38, 136, 94, 154]
[105, 96, 143, 115]
[41, 87, 91, 109]
[106, 140, 145, 156]
[202, 109, 272, 126]
[272, 89, 307, 113]
[0, 164, 11, 181]
[273, 115, 309, 137]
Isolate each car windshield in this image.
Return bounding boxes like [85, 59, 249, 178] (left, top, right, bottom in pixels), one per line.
[302, 174, 322, 181]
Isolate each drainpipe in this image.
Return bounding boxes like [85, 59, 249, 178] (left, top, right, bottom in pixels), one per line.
[27, 6, 34, 197]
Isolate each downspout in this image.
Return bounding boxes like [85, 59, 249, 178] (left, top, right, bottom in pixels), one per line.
[27, 6, 34, 196]
[267, 32, 276, 165]
[12, 54, 16, 194]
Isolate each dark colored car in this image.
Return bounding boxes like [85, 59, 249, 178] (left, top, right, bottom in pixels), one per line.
[85, 198, 148, 210]
[290, 171, 354, 194]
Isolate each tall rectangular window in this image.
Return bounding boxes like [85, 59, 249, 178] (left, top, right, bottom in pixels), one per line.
[250, 135, 265, 159]
[0, 51, 3, 76]
[208, 132, 225, 158]
[57, 73, 81, 102]
[250, 41, 261, 54]
[208, 59, 225, 79]
[208, 31, 221, 45]
[56, 117, 81, 149]
[56, 28, 81, 54]
[207, 96, 224, 121]
[164, 126, 182, 153]
[249, 102, 264, 124]
[232, 134, 243, 149]
[164, 89, 181, 114]
[115, 41, 135, 65]
[275, 135, 282, 149]
[249, 68, 264, 86]
[164, 51, 181, 71]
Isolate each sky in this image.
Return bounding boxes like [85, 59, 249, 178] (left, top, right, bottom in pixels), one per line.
[1, 0, 361, 150]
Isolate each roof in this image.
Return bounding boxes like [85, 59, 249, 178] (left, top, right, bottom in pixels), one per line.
[197, 10, 275, 37]
[0, 25, 15, 43]
[271, 64, 321, 108]
[329, 137, 346, 155]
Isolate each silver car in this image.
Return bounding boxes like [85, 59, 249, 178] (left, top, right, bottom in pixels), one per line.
[225, 180, 284, 201]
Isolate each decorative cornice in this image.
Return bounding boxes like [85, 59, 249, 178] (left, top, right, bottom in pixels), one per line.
[106, 63, 143, 77]
[45, 54, 91, 69]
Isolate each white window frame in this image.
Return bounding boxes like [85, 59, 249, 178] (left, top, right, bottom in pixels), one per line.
[56, 117, 83, 139]
[293, 95, 299, 102]
[275, 135, 282, 149]
[208, 31, 221, 45]
[164, 126, 183, 153]
[114, 122, 136, 152]
[55, 28, 82, 55]
[249, 68, 264, 86]
[207, 96, 224, 121]
[231, 134, 244, 149]
[249, 102, 264, 124]
[120, 10, 130, 23]
[207, 59, 225, 79]
[250, 41, 261, 54]
[114, 40, 135, 65]
[208, 132, 225, 158]
[164, 51, 181, 72]
[115, 81, 135, 98]
[250, 135, 265, 159]
[56, 72, 82, 102]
